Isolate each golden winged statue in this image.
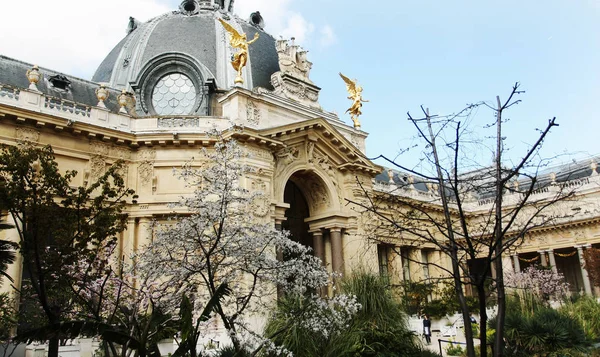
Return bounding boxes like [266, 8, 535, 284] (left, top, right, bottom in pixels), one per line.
[339, 73, 368, 129]
[218, 18, 260, 86]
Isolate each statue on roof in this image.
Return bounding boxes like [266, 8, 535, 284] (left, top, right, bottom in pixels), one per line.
[275, 38, 313, 82]
[340, 73, 368, 129]
[218, 18, 259, 86]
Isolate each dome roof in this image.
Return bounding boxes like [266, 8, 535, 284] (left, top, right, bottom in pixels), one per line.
[92, 1, 279, 95]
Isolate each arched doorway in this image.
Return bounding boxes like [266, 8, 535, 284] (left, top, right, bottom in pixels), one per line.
[282, 180, 312, 250]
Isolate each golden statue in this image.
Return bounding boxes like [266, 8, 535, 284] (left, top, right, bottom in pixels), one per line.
[339, 73, 368, 129]
[218, 18, 259, 85]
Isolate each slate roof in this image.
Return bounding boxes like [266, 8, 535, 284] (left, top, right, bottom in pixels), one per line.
[92, 9, 279, 91]
[0, 55, 123, 114]
[377, 156, 600, 199]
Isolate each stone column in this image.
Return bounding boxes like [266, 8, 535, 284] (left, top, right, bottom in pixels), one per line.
[137, 217, 153, 249]
[311, 230, 325, 266]
[122, 217, 138, 262]
[576, 245, 593, 295]
[330, 228, 344, 275]
[538, 250, 548, 267]
[547, 249, 558, 273]
[512, 254, 521, 273]
[275, 218, 284, 299]
[275, 218, 284, 261]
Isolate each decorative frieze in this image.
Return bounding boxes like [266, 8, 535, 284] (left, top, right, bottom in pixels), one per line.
[157, 117, 200, 128]
[15, 127, 40, 145]
[91, 142, 110, 156]
[245, 146, 272, 160]
[111, 146, 132, 160]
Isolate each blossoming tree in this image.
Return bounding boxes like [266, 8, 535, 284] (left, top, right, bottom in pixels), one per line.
[138, 135, 354, 354]
[0, 144, 135, 357]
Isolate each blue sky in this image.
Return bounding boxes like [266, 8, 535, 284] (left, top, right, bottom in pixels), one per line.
[1, 0, 599, 170]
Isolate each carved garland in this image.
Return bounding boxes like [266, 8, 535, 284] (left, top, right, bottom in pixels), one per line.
[15, 127, 40, 146]
[250, 178, 270, 217]
[246, 100, 261, 126]
[138, 148, 156, 187]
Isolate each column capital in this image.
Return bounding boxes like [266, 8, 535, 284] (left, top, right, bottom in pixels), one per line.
[329, 227, 343, 233]
[309, 229, 323, 237]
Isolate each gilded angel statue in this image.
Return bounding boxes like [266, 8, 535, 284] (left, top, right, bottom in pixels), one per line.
[218, 18, 260, 85]
[339, 73, 368, 129]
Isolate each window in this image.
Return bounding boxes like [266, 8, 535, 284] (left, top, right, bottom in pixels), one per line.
[132, 53, 210, 116]
[377, 244, 390, 278]
[151, 73, 197, 115]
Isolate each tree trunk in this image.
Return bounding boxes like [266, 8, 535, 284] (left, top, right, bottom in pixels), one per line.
[454, 271, 476, 357]
[477, 283, 488, 357]
[48, 337, 59, 357]
[493, 95, 506, 357]
[425, 109, 475, 357]
[494, 256, 506, 357]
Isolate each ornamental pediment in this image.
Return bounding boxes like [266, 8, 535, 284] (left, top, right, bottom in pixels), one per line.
[258, 118, 381, 175]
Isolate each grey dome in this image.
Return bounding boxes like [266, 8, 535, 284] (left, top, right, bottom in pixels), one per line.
[92, 3, 279, 95]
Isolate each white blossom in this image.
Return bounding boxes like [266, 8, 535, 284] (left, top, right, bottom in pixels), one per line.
[137, 132, 351, 350]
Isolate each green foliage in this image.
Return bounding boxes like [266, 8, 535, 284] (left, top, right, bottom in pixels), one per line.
[264, 295, 350, 357]
[403, 281, 480, 319]
[341, 272, 421, 356]
[0, 144, 135, 353]
[488, 295, 590, 357]
[15, 307, 176, 357]
[173, 283, 232, 357]
[0, 206, 16, 284]
[214, 345, 250, 357]
[445, 342, 464, 356]
[560, 295, 600, 341]
[0, 293, 16, 341]
[264, 271, 428, 357]
[400, 281, 434, 316]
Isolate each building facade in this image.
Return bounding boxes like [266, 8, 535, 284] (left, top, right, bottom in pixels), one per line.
[0, 0, 598, 327]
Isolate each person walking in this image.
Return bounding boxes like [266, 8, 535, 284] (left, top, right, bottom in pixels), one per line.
[423, 314, 432, 345]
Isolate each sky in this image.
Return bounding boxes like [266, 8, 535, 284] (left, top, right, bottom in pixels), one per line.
[1, 0, 599, 171]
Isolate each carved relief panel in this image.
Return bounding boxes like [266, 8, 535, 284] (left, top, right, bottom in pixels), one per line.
[138, 148, 156, 189]
[15, 127, 40, 146]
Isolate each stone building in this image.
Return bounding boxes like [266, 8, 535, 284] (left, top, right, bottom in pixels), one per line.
[0, 0, 598, 333]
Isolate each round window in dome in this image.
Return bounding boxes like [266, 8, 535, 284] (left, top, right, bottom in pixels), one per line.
[151, 73, 197, 116]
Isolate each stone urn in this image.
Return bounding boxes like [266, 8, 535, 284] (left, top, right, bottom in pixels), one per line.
[26, 65, 42, 91]
[118, 90, 134, 114]
[95, 83, 109, 108]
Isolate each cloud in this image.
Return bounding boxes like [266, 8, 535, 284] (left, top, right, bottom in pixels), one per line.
[0, 0, 169, 79]
[234, 0, 316, 46]
[319, 25, 337, 47]
[0, 0, 325, 80]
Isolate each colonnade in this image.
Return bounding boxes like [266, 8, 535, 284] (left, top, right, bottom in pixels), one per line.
[511, 244, 593, 295]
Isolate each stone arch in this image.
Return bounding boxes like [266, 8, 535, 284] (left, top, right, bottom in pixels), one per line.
[275, 163, 341, 217]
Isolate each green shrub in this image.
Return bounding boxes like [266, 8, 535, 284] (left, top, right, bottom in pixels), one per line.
[488, 295, 590, 356]
[264, 270, 427, 356]
[214, 345, 250, 357]
[560, 295, 600, 341]
[445, 342, 464, 356]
